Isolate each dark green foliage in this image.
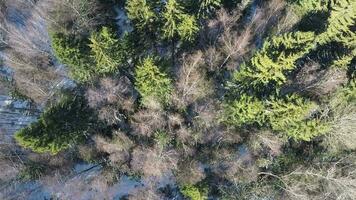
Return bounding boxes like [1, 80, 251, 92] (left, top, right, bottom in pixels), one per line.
[126, 0, 199, 43]
[198, 0, 222, 17]
[51, 27, 129, 82]
[185, 0, 222, 18]
[15, 94, 96, 155]
[162, 0, 199, 41]
[290, 0, 329, 17]
[296, 11, 330, 34]
[51, 33, 93, 82]
[18, 161, 47, 181]
[222, 94, 329, 141]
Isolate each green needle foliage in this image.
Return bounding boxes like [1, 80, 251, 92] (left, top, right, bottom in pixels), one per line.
[162, 0, 199, 41]
[135, 57, 172, 105]
[225, 0, 356, 142]
[126, 0, 156, 29]
[162, 0, 184, 40]
[291, 0, 329, 17]
[154, 130, 171, 151]
[198, 0, 222, 17]
[222, 94, 266, 128]
[89, 27, 125, 74]
[15, 94, 96, 155]
[178, 14, 199, 42]
[266, 95, 329, 141]
[51, 27, 129, 82]
[51, 33, 93, 82]
[233, 32, 316, 88]
[316, 0, 356, 47]
[180, 184, 208, 200]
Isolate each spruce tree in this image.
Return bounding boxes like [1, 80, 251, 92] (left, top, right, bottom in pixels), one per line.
[316, 0, 356, 47]
[135, 57, 172, 105]
[162, 0, 199, 41]
[266, 94, 329, 141]
[51, 33, 93, 82]
[89, 27, 124, 74]
[233, 32, 315, 88]
[15, 94, 96, 155]
[177, 14, 199, 41]
[198, 0, 222, 17]
[180, 184, 208, 200]
[126, 0, 156, 29]
[222, 94, 266, 127]
[162, 0, 184, 40]
[292, 0, 329, 17]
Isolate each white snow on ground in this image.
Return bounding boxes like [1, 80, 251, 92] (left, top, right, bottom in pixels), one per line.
[0, 95, 38, 139]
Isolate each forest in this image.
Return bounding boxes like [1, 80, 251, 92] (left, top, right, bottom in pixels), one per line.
[0, 0, 355, 199]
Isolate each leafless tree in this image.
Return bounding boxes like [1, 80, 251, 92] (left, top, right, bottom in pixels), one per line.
[200, 0, 287, 72]
[86, 76, 137, 110]
[0, 0, 63, 104]
[94, 131, 134, 166]
[131, 109, 166, 137]
[211, 147, 258, 184]
[275, 155, 356, 200]
[45, 0, 106, 36]
[248, 130, 286, 157]
[172, 51, 213, 110]
[86, 76, 137, 126]
[176, 160, 206, 185]
[127, 185, 163, 200]
[130, 146, 178, 178]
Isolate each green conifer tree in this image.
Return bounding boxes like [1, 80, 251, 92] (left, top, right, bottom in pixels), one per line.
[180, 184, 208, 200]
[222, 94, 266, 127]
[198, 0, 222, 17]
[292, 0, 329, 17]
[316, 0, 356, 47]
[126, 0, 156, 29]
[162, 0, 184, 40]
[89, 27, 124, 74]
[233, 32, 315, 88]
[162, 0, 199, 41]
[266, 94, 329, 141]
[15, 95, 96, 154]
[135, 57, 172, 105]
[51, 33, 93, 82]
[178, 14, 199, 41]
